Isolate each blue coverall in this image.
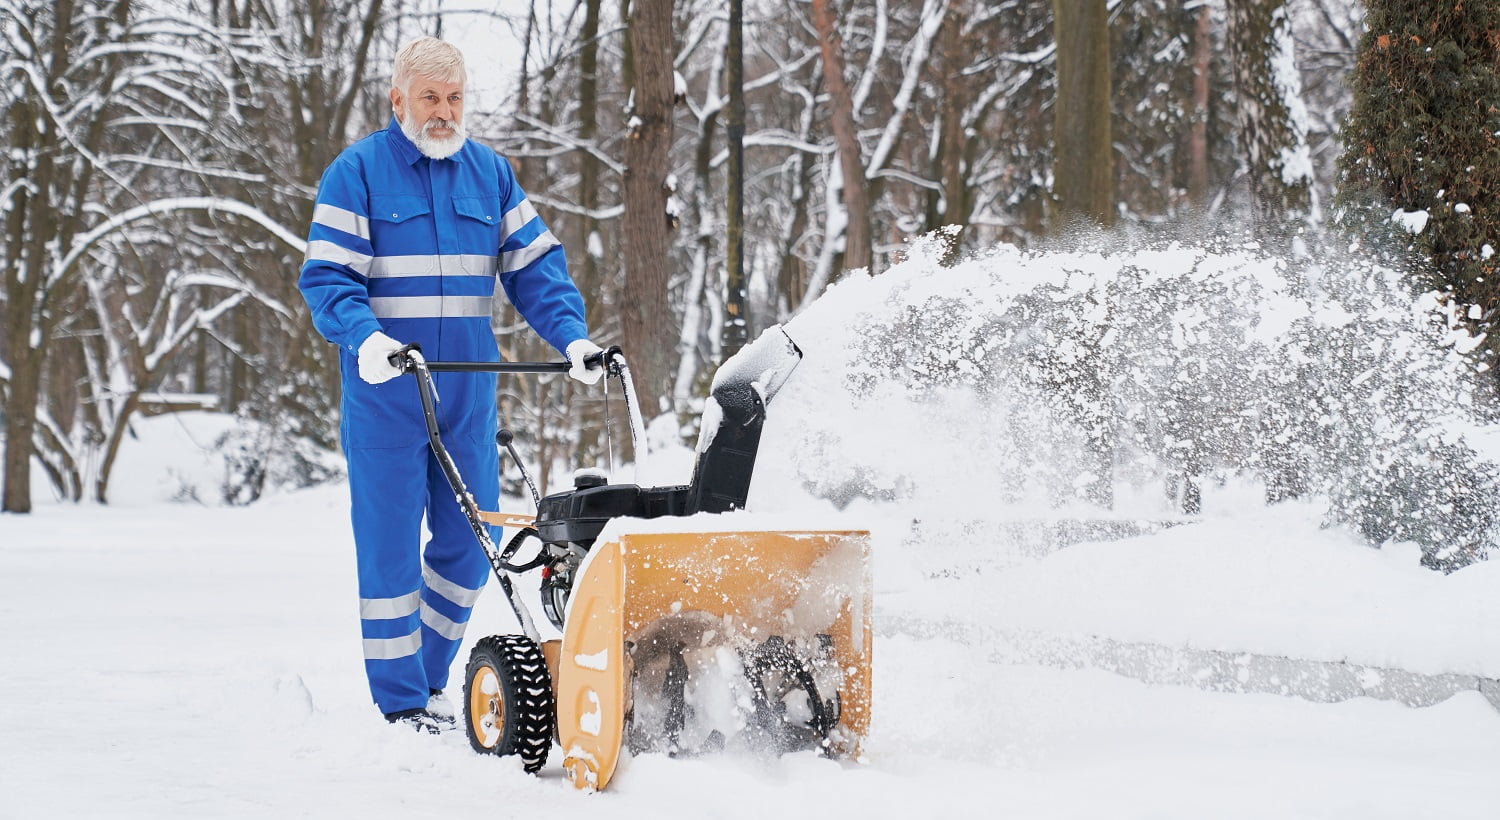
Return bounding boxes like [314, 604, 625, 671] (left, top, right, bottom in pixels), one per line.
[299, 118, 588, 715]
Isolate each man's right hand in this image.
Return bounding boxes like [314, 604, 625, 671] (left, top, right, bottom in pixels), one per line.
[357, 331, 405, 384]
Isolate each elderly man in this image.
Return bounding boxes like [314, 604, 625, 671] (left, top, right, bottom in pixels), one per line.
[299, 36, 602, 733]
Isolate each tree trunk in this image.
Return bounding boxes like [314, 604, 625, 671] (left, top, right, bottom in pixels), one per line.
[621, 0, 676, 414]
[577, 0, 603, 302]
[722, 0, 749, 357]
[515, 1, 538, 184]
[810, 0, 873, 274]
[573, 0, 605, 463]
[1225, 0, 1311, 233]
[93, 390, 143, 504]
[0, 4, 60, 513]
[936, 6, 968, 263]
[1051, 0, 1114, 228]
[774, 100, 816, 316]
[676, 26, 726, 403]
[2, 358, 41, 513]
[1189, 2, 1212, 210]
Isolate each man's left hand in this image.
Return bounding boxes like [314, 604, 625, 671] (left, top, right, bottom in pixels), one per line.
[566, 339, 605, 385]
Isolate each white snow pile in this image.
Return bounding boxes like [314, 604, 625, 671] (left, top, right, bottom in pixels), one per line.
[746, 229, 1500, 681]
[1391, 207, 1430, 234]
[92, 410, 343, 507]
[756, 234, 1500, 570]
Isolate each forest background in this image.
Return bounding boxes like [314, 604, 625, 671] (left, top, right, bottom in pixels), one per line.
[2, 0, 1496, 569]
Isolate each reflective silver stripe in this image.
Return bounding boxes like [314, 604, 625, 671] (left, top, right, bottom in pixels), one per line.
[499, 199, 540, 242]
[368, 254, 498, 278]
[313, 203, 370, 240]
[305, 239, 372, 276]
[459, 254, 498, 276]
[501, 230, 561, 273]
[424, 564, 484, 608]
[420, 602, 468, 641]
[368, 295, 493, 319]
[363, 628, 421, 661]
[359, 590, 420, 620]
[369, 255, 435, 278]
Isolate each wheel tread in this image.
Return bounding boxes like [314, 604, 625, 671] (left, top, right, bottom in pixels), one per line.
[462, 634, 556, 773]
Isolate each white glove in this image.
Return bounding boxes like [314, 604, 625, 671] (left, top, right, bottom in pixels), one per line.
[357, 331, 405, 385]
[566, 339, 605, 386]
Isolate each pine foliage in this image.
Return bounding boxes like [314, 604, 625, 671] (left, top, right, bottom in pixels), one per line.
[1337, 0, 1500, 369]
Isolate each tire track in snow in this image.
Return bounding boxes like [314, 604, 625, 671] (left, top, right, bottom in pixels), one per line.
[877, 613, 1500, 713]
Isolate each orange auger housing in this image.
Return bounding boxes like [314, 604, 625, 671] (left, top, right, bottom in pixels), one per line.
[397, 326, 872, 790]
[554, 527, 872, 791]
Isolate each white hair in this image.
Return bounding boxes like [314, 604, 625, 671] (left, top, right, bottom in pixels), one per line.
[392, 36, 466, 93]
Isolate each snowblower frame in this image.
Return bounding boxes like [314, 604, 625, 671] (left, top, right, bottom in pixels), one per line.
[388, 331, 871, 791]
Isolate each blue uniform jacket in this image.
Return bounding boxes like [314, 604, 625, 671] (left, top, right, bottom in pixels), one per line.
[300, 119, 588, 448]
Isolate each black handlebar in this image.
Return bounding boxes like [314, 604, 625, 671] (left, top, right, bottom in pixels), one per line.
[426, 360, 570, 374]
[388, 341, 586, 374]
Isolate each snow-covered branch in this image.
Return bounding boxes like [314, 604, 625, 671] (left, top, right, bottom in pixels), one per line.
[52, 196, 306, 289]
[508, 114, 627, 174]
[865, 0, 948, 178]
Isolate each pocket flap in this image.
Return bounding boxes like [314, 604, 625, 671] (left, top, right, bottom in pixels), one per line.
[371, 194, 432, 224]
[453, 195, 503, 225]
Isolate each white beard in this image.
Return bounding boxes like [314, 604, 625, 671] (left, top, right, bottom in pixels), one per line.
[400, 115, 467, 160]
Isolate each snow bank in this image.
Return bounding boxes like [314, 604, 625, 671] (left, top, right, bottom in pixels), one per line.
[746, 234, 1499, 681]
[107, 412, 243, 505]
[105, 411, 342, 506]
[753, 235, 1497, 569]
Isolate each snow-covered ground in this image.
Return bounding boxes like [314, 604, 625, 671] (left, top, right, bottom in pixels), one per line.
[4, 482, 1498, 819]
[5, 242, 1500, 818]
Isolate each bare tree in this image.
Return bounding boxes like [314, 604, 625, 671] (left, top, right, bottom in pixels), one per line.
[1189, 1, 1213, 208]
[723, 0, 750, 357]
[1051, 0, 1114, 227]
[621, 0, 678, 413]
[0, 1, 386, 510]
[809, 0, 873, 276]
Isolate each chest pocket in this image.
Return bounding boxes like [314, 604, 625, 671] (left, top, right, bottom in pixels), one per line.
[453, 195, 503, 275]
[371, 194, 431, 224]
[453, 195, 501, 227]
[368, 194, 436, 278]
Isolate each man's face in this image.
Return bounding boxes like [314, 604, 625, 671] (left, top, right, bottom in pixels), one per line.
[393, 75, 464, 136]
[391, 74, 467, 159]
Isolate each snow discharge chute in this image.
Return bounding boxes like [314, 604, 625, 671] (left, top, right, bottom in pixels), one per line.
[391, 325, 872, 791]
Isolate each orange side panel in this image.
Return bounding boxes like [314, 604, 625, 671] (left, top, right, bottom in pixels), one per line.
[556, 539, 627, 791]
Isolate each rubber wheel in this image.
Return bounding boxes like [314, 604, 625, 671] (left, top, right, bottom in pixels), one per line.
[463, 634, 555, 773]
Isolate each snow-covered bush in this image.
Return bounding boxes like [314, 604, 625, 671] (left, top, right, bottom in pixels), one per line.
[1301, 283, 1498, 570]
[771, 233, 1497, 568]
[216, 414, 344, 506]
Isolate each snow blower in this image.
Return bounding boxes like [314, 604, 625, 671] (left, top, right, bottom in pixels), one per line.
[389, 326, 871, 791]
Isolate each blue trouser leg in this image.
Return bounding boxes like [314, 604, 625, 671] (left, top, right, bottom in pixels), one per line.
[419, 433, 496, 691]
[348, 442, 430, 715]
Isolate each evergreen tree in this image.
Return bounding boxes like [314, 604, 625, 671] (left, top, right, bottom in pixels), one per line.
[1337, 0, 1500, 374]
[1225, 0, 1312, 236]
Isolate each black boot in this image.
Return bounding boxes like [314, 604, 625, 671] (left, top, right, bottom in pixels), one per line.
[384, 707, 444, 735]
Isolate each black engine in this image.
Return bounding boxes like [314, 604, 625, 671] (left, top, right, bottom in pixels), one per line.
[532, 326, 804, 630]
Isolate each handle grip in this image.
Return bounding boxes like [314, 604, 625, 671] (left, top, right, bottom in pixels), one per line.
[388, 342, 423, 372]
